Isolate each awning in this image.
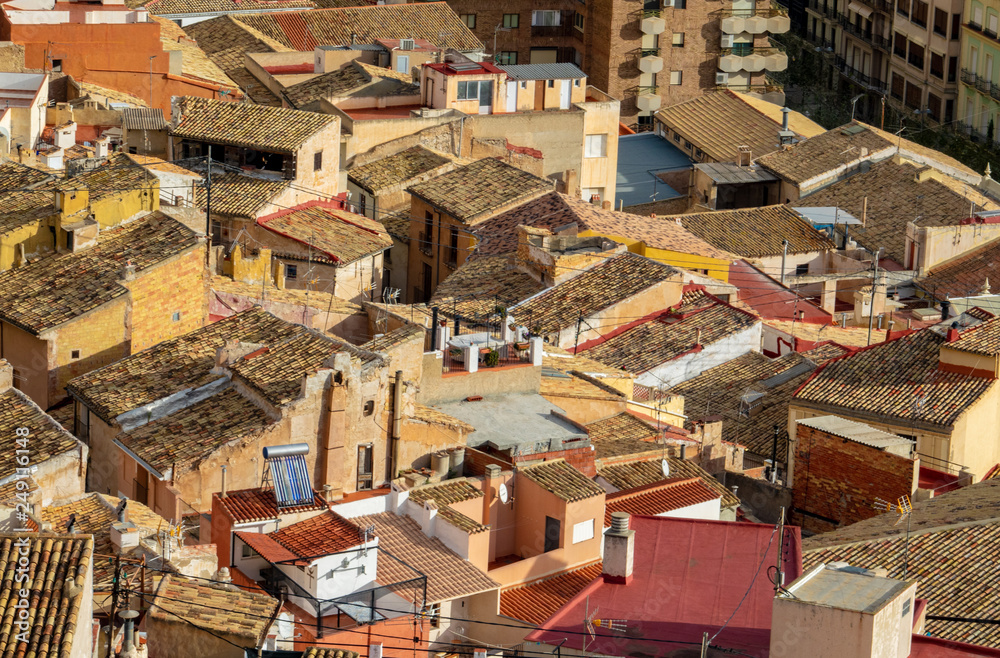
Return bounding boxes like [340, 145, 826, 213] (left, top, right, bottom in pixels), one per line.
[848, 2, 873, 18]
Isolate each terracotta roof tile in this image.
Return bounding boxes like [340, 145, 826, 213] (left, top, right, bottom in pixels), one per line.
[764, 320, 887, 348]
[151, 574, 280, 641]
[756, 121, 894, 185]
[604, 477, 720, 525]
[919, 237, 1000, 302]
[226, 3, 483, 52]
[354, 512, 499, 603]
[362, 323, 424, 353]
[283, 61, 419, 109]
[408, 158, 553, 225]
[795, 158, 999, 264]
[802, 479, 1000, 647]
[143, 0, 313, 16]
[270, 511, 363, 559]
[499, 561, 603, 625]
[794, 328, 995, 428]
[0, 534, 93, 657]
[218, 487, 327, 523]
[942, 316, 1000, 355]
[66, 308, 302, 424]
[512, 252, 681, 335]
[586, 411, 658, 446]
[0, 387, 81, 478]
[257, 201, 393, 265]
[579, 291, 759, 374]
[151, 16, 238, 87]
[673, 205, 835, 258]
[410, 404, 476, 432]
[74, 80, 149, 107]
[671, 351, 818, 460]
[125, 153, 200, 177]
[407, 480, 483, 506]
[597, 456, 740, 509]
[211, 275, 362, 314]
[349, 146, 453, 196]
[540, 370, 625, 402]
[0, 160, 53, 188]
[519, 459, 604, 502]
[303, 648, 361, 658]
[542, 345, 635, 378]
[236, 531, 300, 563]
[116, 386, 272, 475]
[437, 506, 489, 534]
[430, 254, 544, 321]
[0, 211, 200, 335]
[171, 96, 336, 153]
[655, 90, 809, 163]
[194, 171, 290, 219]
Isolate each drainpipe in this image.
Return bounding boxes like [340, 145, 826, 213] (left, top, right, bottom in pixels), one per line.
[430, 307, 439, 351]
[780, 239, 789, 285]
[390, 370, 403, 481]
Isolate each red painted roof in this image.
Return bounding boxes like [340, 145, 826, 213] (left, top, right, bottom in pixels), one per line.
[729, 260, 832, 324]
[910, 636, 1000, 657]
[425, 61, 503, 76]
[525, 515, 802, 657]
[604, 477, 721, 525]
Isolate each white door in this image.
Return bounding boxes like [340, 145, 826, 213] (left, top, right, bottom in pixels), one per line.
[478, 80, 493, 114]
[559, 80, 571, 109]
[396, 55, 409, 74]
[506, 81, 517, 112]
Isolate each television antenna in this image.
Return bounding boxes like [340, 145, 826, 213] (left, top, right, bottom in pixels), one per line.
[583, 596, 627, 652]
[873, 495, 913, 578]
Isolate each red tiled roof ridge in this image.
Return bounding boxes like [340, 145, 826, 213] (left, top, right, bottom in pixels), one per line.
[606, 477, 700, 500]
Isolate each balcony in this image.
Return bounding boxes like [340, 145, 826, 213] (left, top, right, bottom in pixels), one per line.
[805, 0, 838, 19]
[720, 7, 790, 35]
[838, 14, 873, 42]
[857, 0, 893, 13]
[530, 23, 573, 37]
[719, 46, 788, 73]
[871, 33, 891, 52]
[442, 335, 536, 374]
[963, 69, 1000, 101]
[961, 68, 977, 86]
[833, 55, 887, 93]
[418, 231, 433, 256]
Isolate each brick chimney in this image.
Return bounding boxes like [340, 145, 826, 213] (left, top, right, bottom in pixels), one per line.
[946, 321, 961, 342]
[603, 512, 634, 584]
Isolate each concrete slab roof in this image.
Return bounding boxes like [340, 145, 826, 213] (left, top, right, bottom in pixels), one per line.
[430, 393, 587, 451]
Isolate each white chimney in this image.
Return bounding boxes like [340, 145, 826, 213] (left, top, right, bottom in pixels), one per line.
[603, 512, 634, 583]
[54, 122, 77, 149]
[94, 136, 110, 158]
[110, 521, 140, 550]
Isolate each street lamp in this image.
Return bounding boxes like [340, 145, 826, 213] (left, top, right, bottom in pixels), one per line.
[850, 93, 864, 121]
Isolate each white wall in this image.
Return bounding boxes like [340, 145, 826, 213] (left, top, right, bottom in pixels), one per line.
[635, 322, 762, 388]
[661, 497, 721, 521]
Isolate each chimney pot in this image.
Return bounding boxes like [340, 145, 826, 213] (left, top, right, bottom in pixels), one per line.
[603, 512, 635, 583]
[780, 106, 790, 131]
[220, 464, 227, 498]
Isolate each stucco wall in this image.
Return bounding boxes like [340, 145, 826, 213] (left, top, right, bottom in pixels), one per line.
[417, 352, 541, 405]
[126, 245, 207, 352]
[635, 321, 762, 388]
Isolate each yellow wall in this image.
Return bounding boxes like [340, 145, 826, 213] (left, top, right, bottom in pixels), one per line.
[127, 246, 207, 353]
[88, 185, 160, 229]
[577, 229, 731, 282]
[0, 215, 56, 270]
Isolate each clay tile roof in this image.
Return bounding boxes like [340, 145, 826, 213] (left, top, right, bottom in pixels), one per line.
[283, 61, 419, 109]
[212, 275, 362, 314]
[411, 404, 475, 432]
[151, 16, 238, 87]
[794, 328, 995, 428]
[121, 107, 168, 131]
[67, 308, 301, 424]
[193, 171, 290, 219]
[0, 211, 200, 335]
[755, 121, 893, 184]
[430, 254, 544, 322]
[671, 351, 817, 460]
[500, 561, 603, 625]
[142, 0, 313, 16]
[236, 531, 300, 563]
[540, 370, 625, 403]
[227, 3, 483, 53]
[586, 411, 657, 444]
[116, 386, 272, 475]
[802, 479, 1000, 647]
[354, 512, 499, 603]
[795, 158, 999, 264]
[944, 316, 1000, 355]
[519, 459, 604, 502]
[604, 477, 720, 525]
[0, 160, 54, 188]
[597, 456, 741, 509]
[407, 480, 483, 506]
[125, 153, 201, 177]
[0, 387, 81, 476]
[672, 205, 835, 258]
[654, 90, 805, 163]
[361, 323, 424, 353]
[512, 252, 680, 335]
[74, 80, 149, 107]
[269, 511, 362, 559]
[257, 201, 393, 265]
[407, 158, 554, 225]
[579, 291, 759, 374]
[150, 574, 280, 641]
[437, 506, 489, 534]
[0, 534, 93, 656]
[919, 237, 1000, 302]
[349, 146, 453, 196]
[171, 96, 337, 153]
[303, 648, 361, 658]
[218, 487, 327, 523]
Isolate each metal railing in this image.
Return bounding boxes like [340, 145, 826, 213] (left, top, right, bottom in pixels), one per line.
[719, 6, 788, 17]
[721, 45, 785, 57]
[442, 341, 532, 373]
[418, 231, 433, 256]
[839, 14, 873, 41]
[834, 55, 888, 92]
[857, 0, 893, 13]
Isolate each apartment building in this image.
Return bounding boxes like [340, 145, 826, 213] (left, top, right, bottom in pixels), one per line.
[804, 0, 962, 124]
[444, 0, 789, 128]
[960, 0, 1000, 139]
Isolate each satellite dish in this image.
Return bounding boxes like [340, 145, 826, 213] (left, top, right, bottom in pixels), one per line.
[498, 483, 510, 504]
[661, 459, 670, 477]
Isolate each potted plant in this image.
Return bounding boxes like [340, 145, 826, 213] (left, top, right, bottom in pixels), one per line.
[484, 348, 500, 367]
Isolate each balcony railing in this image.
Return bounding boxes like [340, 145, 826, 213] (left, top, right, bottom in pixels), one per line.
[833, 55, 888, 92]
[719, 6, 788, 17]
[838, 15, 873, 42]
[961, 68, 977, 85]
[640, 47, 660, 57]
[718, 81, 784, 94]
[443, 339, 533, 374]
[635, 84, 660, 95]
[871, 33, 892, 52]
[857, 0, 893, 13]
[418, 231, 433, 256]
[963, 69, 1000, 100]
[721, 45, 785, 56]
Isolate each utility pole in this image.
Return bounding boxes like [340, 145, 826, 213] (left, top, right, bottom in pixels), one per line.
[867, 246, 881, 346]
[700, 631, 709, 658]
[574, 312, 584, 353]
[774, 507, 786, 594]
[769, 424, 780, 484]
[780, 239, 789, 285]
[205, 154, 212, 264]
[107, 554, 121, 658]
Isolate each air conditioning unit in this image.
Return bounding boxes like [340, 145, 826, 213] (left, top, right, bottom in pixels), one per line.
[716, 72, 729, 85]
[663, 0, 673, 6]
[400, 38, 415, 50]
[721, 34, 734, 48]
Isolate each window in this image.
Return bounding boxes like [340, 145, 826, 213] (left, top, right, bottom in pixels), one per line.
[908, 42, 924, 70]
[933, 8, 948, 35]
[357, 444, 374, 490]
[896, 0, 909, 16]
[930, 52, 944, 78]
[502, 13, 519, 28]
[544, 516, 561, 552]
[795, 263, 809, 275]
[893, 32, 907, 58]
[71, 349, 81, 360]
[75, 402, 90, 442]
[530, 47, 558, 64]
[673, 130, 681, 142]
[585, 134, 607, 157]
[905, 80, 922, 109]
[460, 13, 476, 28]
[359, 193, 367, 216]
[669, 70, 683, 85]
[498, 51, 518, 65]
[574, 12, 584, 30]
[928, 93, 942, 121]
[990, 12, 999, 36]
[457, 80, 492, 102]
[532, 10, 561, 26]
[891, 73, 904, 100]
[948, 56, 958, 82]
[285, 264, 297, 279]
[446, 226, 459, 266]
[313, 151, 322, 171]
[672, 32, 685, 46]
[952, 13, 961, 39]
[547, 79, 555, 88]
[172, 311, 181, 322]
[572, 519, 595, 544]
[973, 5, 984, 28]
[363, 400, 375, 416]
[574, 78, 581, 87]
[51, 58, 62, 72]
[668, 0, 686, 7]
[241, 543, 253, 558]
[902, 598, 911, 617]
